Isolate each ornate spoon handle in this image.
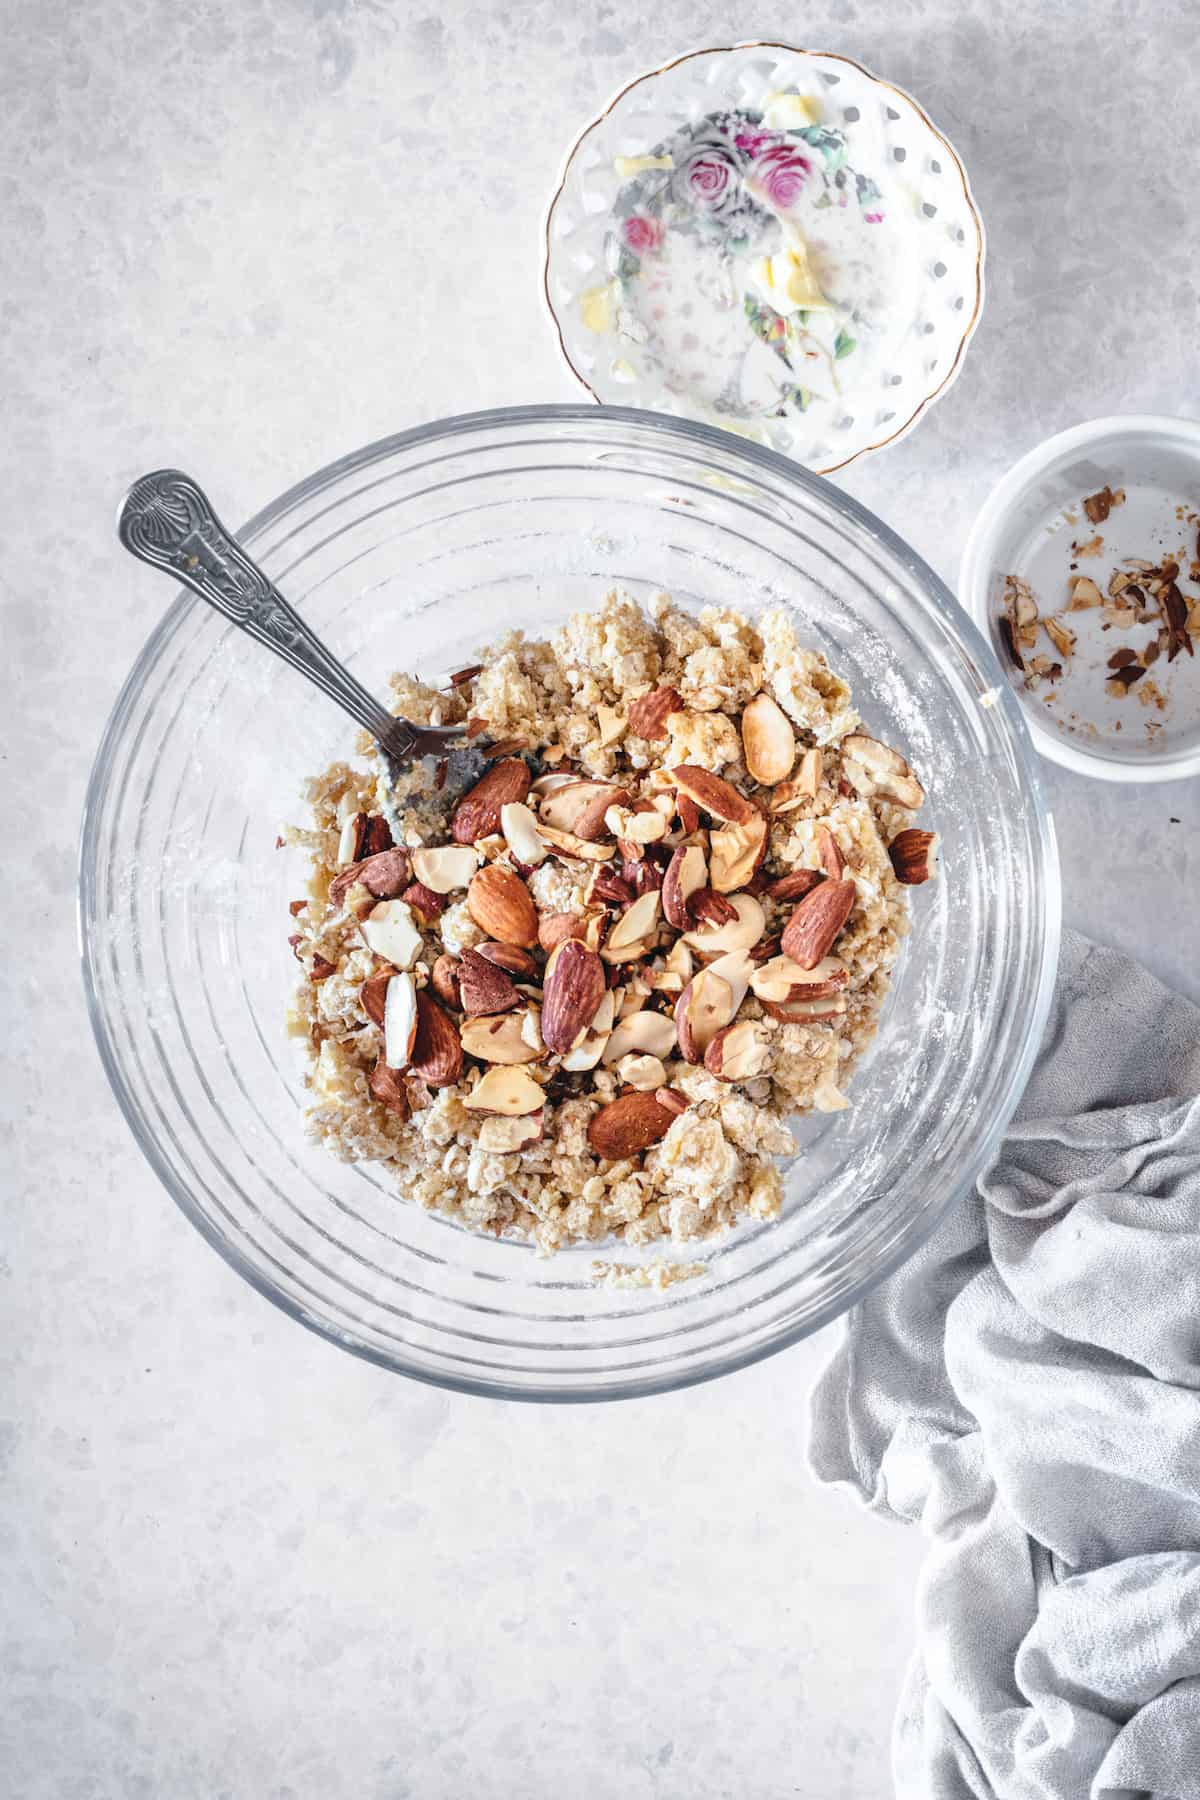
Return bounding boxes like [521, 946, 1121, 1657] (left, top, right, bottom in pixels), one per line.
[117, 469, 419, 759]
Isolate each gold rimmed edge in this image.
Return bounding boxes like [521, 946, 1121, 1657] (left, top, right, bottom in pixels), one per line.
[540, 41, 986, 477]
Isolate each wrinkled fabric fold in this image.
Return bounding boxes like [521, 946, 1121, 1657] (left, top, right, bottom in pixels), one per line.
[810, 932, 1200, 1799]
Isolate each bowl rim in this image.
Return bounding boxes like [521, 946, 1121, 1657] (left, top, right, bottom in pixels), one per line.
[80, 402, 1060, 1401]
[958, 412, 1200, 785]
[541, 40, 988, 475]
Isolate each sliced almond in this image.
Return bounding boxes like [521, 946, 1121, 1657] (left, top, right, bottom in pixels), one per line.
[817, 824, 845, 881]
[540, 940, 606, 1053]
[336, 811, 367, 867]
[587, 1089, 684, 1158]
[500, 801, 547, 868]
[615, 1054, 666, 1091]
[601, 889, 661, 963]
[460, 1011, 543, 1065]
[466, 866, 539, 947]
[477, 1111, 544, 1153]
[451, 758, 531, 844]
[840, 736, 925, 810]
[669, 765, 756, 825]
[537, 780, 627, 841]
[796, 746, 822, 799]
[675, 793, 701, 835]
[741, 692, 796, 786]
[768, 781, 811, 816]
[616, 977, 650, 1020]
[1043, 617, 1075, 660]
[681, 893, 765, 958]
[559, 989, 616, 1071]
[409, 990, 463, 1087]
[709, 810, 768, 893]
[462, 1065, 545, 1115]
[602, 1009, 677, 1065]
[383, 970, 418, 1070]
[662, 843, 707, 930]
[410, 844, 481, 893]
[760, 993, 847, 1023]
[751, 953, 848, 1003]
[359, 900, 423, 970]
[537, 825, 616, 863]
[627, 686, 684, 740]
[1068, 575, 1104, 611]
[530, 770, 577, 798]
[1004, 573, 1040, 649]
[701, 948, 755, 1017]
[674, 969, 735, 1063]
[705, 1019, 771, 1082]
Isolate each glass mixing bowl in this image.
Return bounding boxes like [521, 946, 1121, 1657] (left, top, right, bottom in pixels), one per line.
[80, 405, 1059, 1402]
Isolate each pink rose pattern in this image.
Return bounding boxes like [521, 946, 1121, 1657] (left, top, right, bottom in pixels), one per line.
[622, 214, 665, 254]
[616, 110, 884, 274]
[676, 142, 741, 214]
[752, 142, 812, 209]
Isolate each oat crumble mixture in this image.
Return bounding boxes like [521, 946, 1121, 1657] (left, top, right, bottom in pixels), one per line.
[284, 593, 937, 1256]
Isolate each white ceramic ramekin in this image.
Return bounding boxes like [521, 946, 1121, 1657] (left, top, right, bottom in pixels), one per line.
[960, 415, 1200, 784]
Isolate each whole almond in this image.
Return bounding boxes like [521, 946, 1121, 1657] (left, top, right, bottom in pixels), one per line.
[627, 685, 684, 740]
[408, 990, 464, 1087]
[451, 758, 531, 844]
[587, 1089, 684, 1158]
[538, 911, 585, 954]
[458, 947, 521, 1017]
[360, 965, 394, 1027]
[766, 869, 825, 902]
[780, 879, 856, 969]
[541, 940, 606, 1053]
[670, 765, 756, 825]
[467, 866, 539, 947]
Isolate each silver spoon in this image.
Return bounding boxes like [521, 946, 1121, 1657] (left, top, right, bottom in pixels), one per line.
[116, 469, 473, 794]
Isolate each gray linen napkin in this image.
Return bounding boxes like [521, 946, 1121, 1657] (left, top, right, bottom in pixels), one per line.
[810, 929, 1200, 1800]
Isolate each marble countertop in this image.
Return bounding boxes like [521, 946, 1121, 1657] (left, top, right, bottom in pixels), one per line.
[4, 0, 1197, 1793]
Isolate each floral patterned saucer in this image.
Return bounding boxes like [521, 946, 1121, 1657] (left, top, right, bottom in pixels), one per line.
[543, 44, 985, 474]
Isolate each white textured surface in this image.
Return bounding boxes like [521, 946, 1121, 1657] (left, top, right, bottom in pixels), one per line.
[3, 2, 1198, 1795]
